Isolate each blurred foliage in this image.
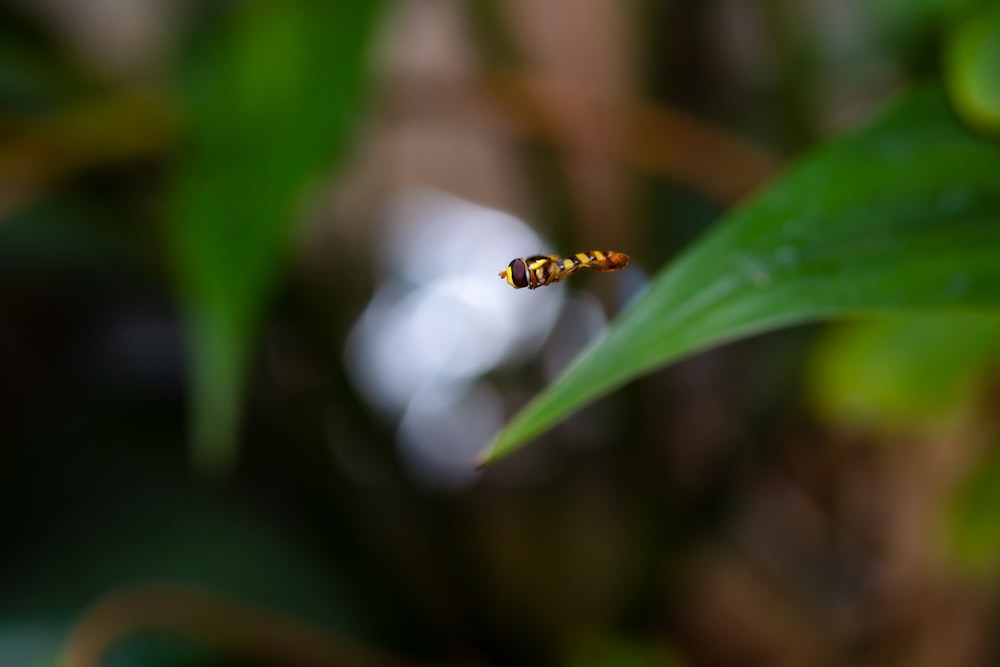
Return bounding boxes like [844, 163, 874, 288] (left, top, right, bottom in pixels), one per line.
[1, 0, 1000, 666]
[808, 314, 1000, 433]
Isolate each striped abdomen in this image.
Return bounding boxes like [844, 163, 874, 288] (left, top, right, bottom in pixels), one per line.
[499, 250, 629, 289]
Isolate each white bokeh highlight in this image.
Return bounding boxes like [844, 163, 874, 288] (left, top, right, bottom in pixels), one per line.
[344, 191, 564, 487]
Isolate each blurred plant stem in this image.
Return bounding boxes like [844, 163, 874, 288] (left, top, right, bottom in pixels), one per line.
[59, 585, 430, 667]
[380, 71, 780, 204]
[491, 72, 781, 202]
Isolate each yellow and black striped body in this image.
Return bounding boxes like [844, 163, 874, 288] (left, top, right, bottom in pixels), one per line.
[499, 250, 629, 289]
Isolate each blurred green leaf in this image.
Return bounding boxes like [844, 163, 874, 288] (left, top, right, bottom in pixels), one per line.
[481, 86, 1000, 465]
[808, 314, 1000, 432]
[947, 445, 1000, 574]
[166, 2, 382, 474]
[946, 1, 1000, 134]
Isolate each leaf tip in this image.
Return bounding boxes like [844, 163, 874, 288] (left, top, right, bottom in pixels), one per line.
[474, 444, 496, 470]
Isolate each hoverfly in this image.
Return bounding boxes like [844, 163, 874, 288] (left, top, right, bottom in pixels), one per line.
[499, 250, 629, 289]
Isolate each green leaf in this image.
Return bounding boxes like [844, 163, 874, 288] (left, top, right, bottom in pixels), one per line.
[480, 85, 1000, 465]
[946, 1, 1000, 134]
[166, 2, 382, 474]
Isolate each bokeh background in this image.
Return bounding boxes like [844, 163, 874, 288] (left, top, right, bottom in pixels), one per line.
[2, 0, 1000, 665]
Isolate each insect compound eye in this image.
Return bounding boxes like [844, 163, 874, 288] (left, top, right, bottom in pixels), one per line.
[509, 259, 529, 288]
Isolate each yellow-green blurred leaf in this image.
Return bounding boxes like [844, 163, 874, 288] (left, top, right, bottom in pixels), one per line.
[808, 314, 1000, 433]
[947, 446, 1000, 574]
[946, 2, 1000, 134]
[566, 635, 680, 667]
